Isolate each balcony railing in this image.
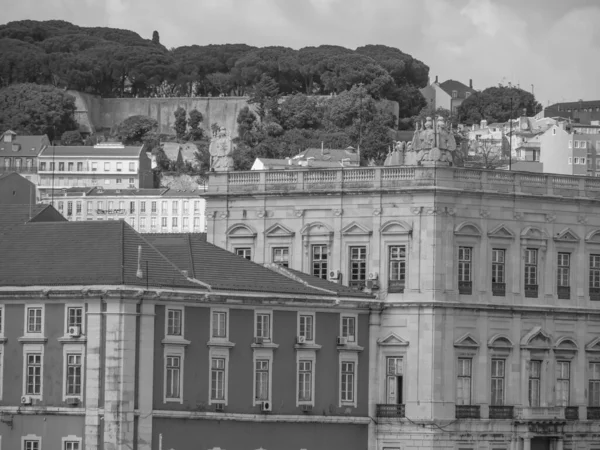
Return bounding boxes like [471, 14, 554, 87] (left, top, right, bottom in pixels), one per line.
[489, 405, 514, 419]
[590, 288, 600, 301]
[376, 404, 405, 418]
[492, 282, 506, 297]
[459, 281, 472, 295]
[525, 284, 538, 298]
[587, 407, 600, 420]
[388, 280, 405, 293]
[514, 406, 565, 420]
[557, 286, 570, 300]
[565, 407, 579, 420]
[455, 405, 480, 419]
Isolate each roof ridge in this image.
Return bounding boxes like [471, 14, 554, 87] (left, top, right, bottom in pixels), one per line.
[263, 263, 337, 295]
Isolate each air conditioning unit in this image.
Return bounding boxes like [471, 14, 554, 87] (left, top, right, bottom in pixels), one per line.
[297, 335, 306, 344]
[301, 404, 313, 413]
[68, 326, 81, 338]
[260, 401, 272, 412]
[328, 270, 341, 282]
[337, 336, 348, 345]
[21, 395, 32, 405]
[368, 272, 379, 281]
[215, 403, 224, 412]
[66, 397, 80, 406]
[366, 279, 379, 290]
[254, 337, 264, 345]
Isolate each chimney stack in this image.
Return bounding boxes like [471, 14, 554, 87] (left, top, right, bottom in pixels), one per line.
[435, 75, 439, 84]
[469, 79, 473, 89]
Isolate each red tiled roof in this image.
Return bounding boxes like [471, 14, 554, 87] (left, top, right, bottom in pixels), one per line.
[0, 221, 199, 289]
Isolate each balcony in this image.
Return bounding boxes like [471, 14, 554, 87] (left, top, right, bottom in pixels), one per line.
[525, 284, 538, 298]
[590, 288, 600, 301]
[514, 406, 565, 420]
[565, 407, 578, 420]
[376, 404, 405, 418]
[459, 281, 472, 295]
[557, 286, 570, 300]
[489, 405, 514, 419]
[492, 282, 506, 297]
[587, 407, 600, 420]
[455, 405, 480, 419]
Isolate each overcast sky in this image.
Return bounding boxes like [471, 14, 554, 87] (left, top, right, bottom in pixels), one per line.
[4, 0, 600, 106]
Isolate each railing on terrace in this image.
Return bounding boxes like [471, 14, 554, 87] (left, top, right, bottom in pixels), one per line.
[207, 166, 600, 198]
[455, 405, 480, 419]
[489, 405, 513, 419]
[376, 404, 405, 418]
[514, 406, 565, 420]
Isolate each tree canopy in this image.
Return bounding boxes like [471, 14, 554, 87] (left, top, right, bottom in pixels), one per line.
[0, 83, 77, 140]
[457, 86, 542, 124]
[0, 20, 429, 118]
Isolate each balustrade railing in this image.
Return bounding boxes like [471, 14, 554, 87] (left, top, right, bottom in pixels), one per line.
[489, 405, 514, 419]
[514, 406, 565, 420]
[376, 404, 405, 418]
[455, 405, 480, 419]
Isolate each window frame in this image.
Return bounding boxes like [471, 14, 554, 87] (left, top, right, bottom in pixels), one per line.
[557, 252, 571, 287]
[297, 357, 315, 406]
[340, 313, 358, 343]
[529, 360, 542, 407]
[164, 350, 184, 403]
[63, 347, 84, 401]
[62, 436, 82, 450]
[589, 361, 600, 407]
[298, 312, 316, 343]
[24, 304, 44, 337]
[64, 305, 84, 335]
[490, 358, 505, 406]
[311, 244, 328, 279]
[254, 310, 273, 342]
[208, 347, 230, 405]
[272, 246, 290, 267]
[210, 308, 229, 340]
[234, 247, 252, 260]
[339, 351, 359, 407]
[524, 248, 538, 286]
[23, 344, 44, 399]
[253, 348, 274, 405]
[348, 245, 367, 289]
[22, 435, 42, 450]
[556, 360, 570, 406]
[388, 244, 407, 293]
[456, 357, 472, 405]
[165, 307, 184, 338]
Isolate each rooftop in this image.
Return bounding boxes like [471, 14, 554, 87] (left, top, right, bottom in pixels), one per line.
[296, 147, 359, 163]
[41, 187, 205, 198]
[39, 144, 143, 158]
[0, 204, 66, 233]
[0, 133, 49, 157]
[438, 79, 475, 99]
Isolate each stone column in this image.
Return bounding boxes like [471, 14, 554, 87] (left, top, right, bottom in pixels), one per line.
[523, 437, 531, 450]
[137, 300, 156, 450]
[556, 438, 564, 450]
[368, 310, 381, 450]
[85, 300, 103, 450]
[103, 297, 138, 450]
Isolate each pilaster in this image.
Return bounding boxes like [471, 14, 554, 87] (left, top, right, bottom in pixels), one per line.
[85, 300, 103, 450]
[137, 300, 156, 450]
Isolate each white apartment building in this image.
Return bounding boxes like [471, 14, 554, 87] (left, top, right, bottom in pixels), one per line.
[37, 143, 153, 193]
[42, 187, 206, 234]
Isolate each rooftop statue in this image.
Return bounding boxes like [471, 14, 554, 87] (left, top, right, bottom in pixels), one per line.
[209, 127, 234, 172]
[407, 116, 457, 166]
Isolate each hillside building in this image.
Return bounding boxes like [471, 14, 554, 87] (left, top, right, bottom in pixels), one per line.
[0, 172, 37, 205]
[0, 131, 50, 184]
[205, 165, 600, 450]
[420, 77, 476, 114]
[0, 221, 376, 450]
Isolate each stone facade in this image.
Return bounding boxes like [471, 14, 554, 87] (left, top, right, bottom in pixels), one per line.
[205, 166, 600, 450]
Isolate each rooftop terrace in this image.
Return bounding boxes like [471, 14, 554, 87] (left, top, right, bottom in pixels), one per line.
[206, 166, 600, 199]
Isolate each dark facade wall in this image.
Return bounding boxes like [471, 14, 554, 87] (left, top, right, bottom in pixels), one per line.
[0, 174, 36, 204]
[3, 304, 25, 406]
[0, 415, 84, 449]
[153, 418, 368, 450]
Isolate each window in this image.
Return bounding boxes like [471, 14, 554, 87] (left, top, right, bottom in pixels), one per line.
[194, 200, 200, 213]
[386, 357, 403, 404]
[40, 162, 46, 171]
[108, 201, 114, 210]
[24, 438, 41, 450]
[104, 162, 110, 171]
[129, 162, 135, 171]
[104, 179, 110, 185]
[128, 177, 135, 185]
[582, 157, 587, 165]
[529, 360, 541, 407]
[388, 245, 407, 292]
[212, 311, 227, 338]
[26, 353, 42, 395]
[194, 217, 200, 229]
[458, 247, 472, 294]
[140, 217, 146, 229]
[525, 248, 538, 289]
[64, 440, 81, 450]
[182, 217, 189, 229]
[590, 255, 600, 299]
[492, 249, 505, 284]
[151, 201, 157, 213]
[161, 217, 167, 228]
[165, 309, 182, 336]
[58, 201, 64, 213]
[575, 141, 580, 149]
[299, 314, 314, 342]
[67, 307, 83, 332]
[574, 157, 580, 164]
[50, 162, 55, 171]
[582, 141, 588, 149]
[341, 316, 356, 343]
[452, 90, 458, 98]
[172, 217, 178, 227]
[68, 162, 74, 172]
[590, 362, 600, 406]
[92, 162, 98, 171]
[349, 246, 367, 289]
[59, 162, 65, 171]
[161, 201, 167, 213]
[129, 201, 135, 214]
[165, 356, 181, 400]
[255, 360, 269, 401]
[97, 201, 103, 210]
[183, 201, 189, 214]
[341, 361, 355, 403]
[557, 252, 570, 287]
[151, 217, 157, 229]
[491, 359, 505, 405]
[568, 157, 572, 164]
[311, 245, 328, 279]
[27, 307, 43, 333]
[235, 247, 252, 260]
[211, 358, 226, 401]
[75, 201, 81, 214]
[456, 358, 472, 405]
[118, 201, 124, 210]
[116, 162, 122, 172]
[298, 360, 313, 401]
[255, 313, 271, 341]
[67, 201, 73, 216]
[77, 162, 83, 171]
[66, 354, 82, 396]
[172, 201, 178, 214]
[140, 201, 146, 213]
[272, 247, 289, 267]
[556, 361, 570, 406]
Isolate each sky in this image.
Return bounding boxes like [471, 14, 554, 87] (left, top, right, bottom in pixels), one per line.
[3, 0, 600, 106]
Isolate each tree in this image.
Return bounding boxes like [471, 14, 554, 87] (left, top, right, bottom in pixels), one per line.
[173, 107, 187, 140]
[152, 30, 160, 45]
[277, 94, 323, 130]
[465, 136, 510, 169]
[61, 130, 83, 145]
[114, 115, 158, 145]
[187, 109, 203, 140]
[0, 83, 76, 140]
[247, 74, 280, 121]
[206, 72, 232, 95]
[457, 86, 542, 124]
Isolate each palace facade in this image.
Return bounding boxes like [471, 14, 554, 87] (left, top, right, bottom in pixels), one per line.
[205, 166, 600, 450]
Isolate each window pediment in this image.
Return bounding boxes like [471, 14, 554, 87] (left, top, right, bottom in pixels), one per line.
[554, 228, 580, 243]
[377, 332, 409, 347]
[487, 223, 515, 240]
[227, 223, 257, 238]
[264, 223, 295, 238]
[586, 229, 600, 244]
[553, 336, 578, 352]
[454, 222, 482, 237]
[488, 334, 514, 349]
[585, 337, 600, 353]
[520, 326, 551, 349]
[380, 220, 412, 236]
[341, 221, 372, 236]
[520, 226, 549, 241]
[300, 221, 333, 237]
[454, 333, 480, 348]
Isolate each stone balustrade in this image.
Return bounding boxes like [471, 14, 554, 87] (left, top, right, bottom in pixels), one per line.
[206, 166, 600, 199]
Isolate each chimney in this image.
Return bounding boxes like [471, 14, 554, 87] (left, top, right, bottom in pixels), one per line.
[136, 245, 143, 279]
[469, 79, 473, 89]
[435, 75, 439, 84]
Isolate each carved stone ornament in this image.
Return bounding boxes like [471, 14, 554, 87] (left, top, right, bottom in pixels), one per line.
[578, 214, 587, 224]
[333, 209, 343, 217]
[206, 210, 217, 219]
[294, 209, 305, 218]
[425, 207, 439, 215]
[373, 208, 382, 216]
[480, 209, 490, 218]
[410, 207, 423, 215]
[256, 210, 267, 218]
[445, 207, 456, 216]
[514, 211, 523, 220]
[219, 211, 229, 219]
[546, 213, 556, 223]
